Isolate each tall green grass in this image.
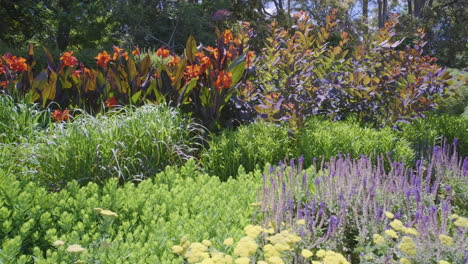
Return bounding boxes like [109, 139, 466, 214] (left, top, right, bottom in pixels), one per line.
[295, 118, 414, 167]
[18, 105, 204, 188]
[0, 95, 49, 144]
[400, 114, 468, 157]
[201, 121, 292, 180]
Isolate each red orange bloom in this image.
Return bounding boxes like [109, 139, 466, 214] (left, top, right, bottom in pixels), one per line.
[185, 65, 202, 80]
[95, 51, 111, 68]
[168, 56, 181, 66]
[214, 71, 232, 90]
[156, 48, 170, 59]
[0, 61, 5, 75]
[0, 81, 7, 88]
[122, 52, 129, 61]
[246, 51, 255, 67]
[51, 108, 70, 122]
[105, 97, 118, 108]
[223, 30, 234, 44]
[2, 54, 28, 72]
[132, 47, 140, 56]
[72, 70, 82, 78]
[60, 51, 78, 67]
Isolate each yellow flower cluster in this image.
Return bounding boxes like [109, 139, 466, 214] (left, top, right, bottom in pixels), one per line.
[373, 234, 385, 245]
[172, 224, 350, 264]
[452, 214, 468, 228]
[384, 229, 398, 239]
[312, 249, 350, 264]
[438, 235, 453, 246]
[389, 220, 419, 236]
[398, 236, 417, 256]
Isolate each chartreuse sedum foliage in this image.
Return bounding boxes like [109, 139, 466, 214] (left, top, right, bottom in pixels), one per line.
[296, 118, 414, 167]
[0, 160, 261, 263]
[254, 11, 452, 131]
[17, 105, 203, 188]
[172, 223, 349, 264]
[400, 114, 468, 157]
[201, 121, 292, 180]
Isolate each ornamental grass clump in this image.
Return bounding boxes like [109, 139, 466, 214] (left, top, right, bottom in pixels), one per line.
[261, 142, 467, 262]
[22, 105, 203, 188]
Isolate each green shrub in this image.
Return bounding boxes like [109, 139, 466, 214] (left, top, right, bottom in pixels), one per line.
[436, 68, 468, 115]
[400, 114, 468, 157]
[201, 121, 292, 180]
[0, 95, 49, 144]
[296, 118, 414, 167]
[0, 160, 261, 263]
[20, 105, 203, 188]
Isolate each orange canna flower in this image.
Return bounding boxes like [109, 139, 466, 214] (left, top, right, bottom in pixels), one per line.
[60, 51, 78, 67]
[2, 54, 28, 72]
[223, 30, 234, 44]
[168, 56, 181, 66]
[113, 46, 124, 54]
[72, 70, 82, 78]
[246, 51, 255, 67]
[205, 46, 220, 60]
[214, 71, 232, 91]
[122, 52, 129, 61]
[156, 48, 170, 59]
[0, 61, 5, 75]
[105, 97, 118, 108]
[132, 47, 140, 56]
[51, 108, 70, 122]
[95, 51, 111, 68]
[0, 81, 7, 88]
[185, 64, 202, 80]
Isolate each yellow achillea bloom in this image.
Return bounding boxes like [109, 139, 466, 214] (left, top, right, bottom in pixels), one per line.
[438, 235, 454, 246]
[438, 260, 451, 264]
[301, 249, 313, 259]
[264, 244, 281, 258]
[398, 236, 417, 256]
[454, 216, 468, 228]
[385, 229, 398, 239]
[244, 224, 263, 238]
[317, 250, 350, 264]
[400, 257, 412, 264]
[234, 257, 250, 264]
[202, 240, 212, 247]
[403, 228, 419, 236]
[233, 237, 258, 257]
[172, 245, 184, 254]
[390, 220, 406, 232]
[384, 211, 394, 219]
[185, 242, 210, 263]
[223, 238, 234, 246]
[267, 256, 284, 264]
[296, 219, 306, 225]
[373, 234, 385, 245]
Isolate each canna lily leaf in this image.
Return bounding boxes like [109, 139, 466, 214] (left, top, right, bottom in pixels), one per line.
[185, 35, 197, 64]
[42, 70, 57, 107]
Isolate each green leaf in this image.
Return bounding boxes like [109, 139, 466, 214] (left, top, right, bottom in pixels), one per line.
[185, 35, 198, 64]
[228, 55, 246, 89]
[132, 90, 142, 104]
[42, 71, 57, 107]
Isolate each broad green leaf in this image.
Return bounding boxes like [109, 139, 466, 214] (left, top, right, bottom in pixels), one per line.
[42, 71, 57, 107]
[185, 35, 197, 64]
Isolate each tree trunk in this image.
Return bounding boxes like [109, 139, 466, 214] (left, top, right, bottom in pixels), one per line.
[408, 0, 412, 16]
[362, 0, 369, 34]
[56, 0, 71, 51]
[377, 0, 383, 27]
